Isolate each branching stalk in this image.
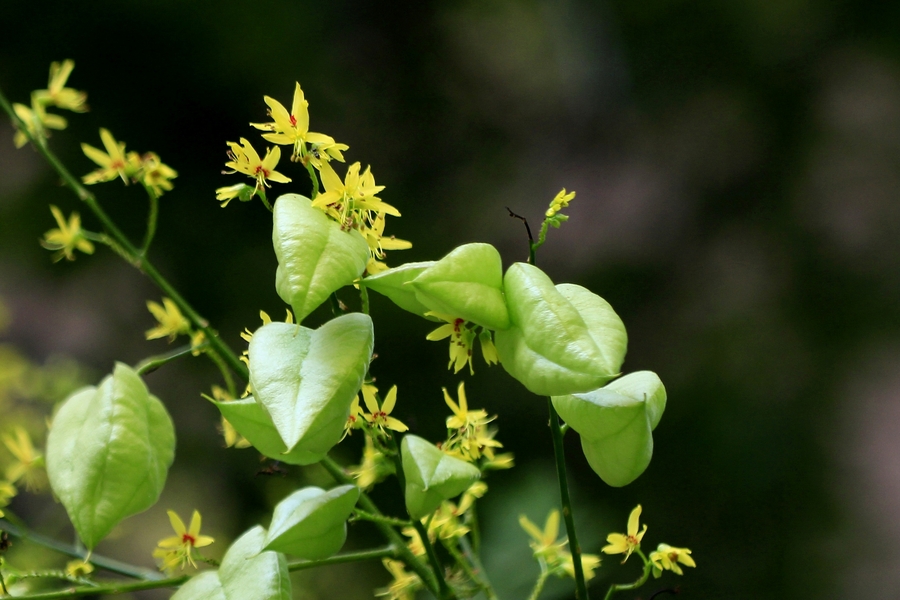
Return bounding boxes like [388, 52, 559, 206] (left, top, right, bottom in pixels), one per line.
[319, 456, 442, 597]
[603, 549, 653, 600]
[0, 85, 248, 382]
[0, 519, 163, 581]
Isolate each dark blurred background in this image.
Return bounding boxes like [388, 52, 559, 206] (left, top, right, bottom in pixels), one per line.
[2, 1, 900, 598]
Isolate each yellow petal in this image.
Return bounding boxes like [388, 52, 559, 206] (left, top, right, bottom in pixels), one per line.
[167, 510, 187, 536]
[382, 385, 398, 414]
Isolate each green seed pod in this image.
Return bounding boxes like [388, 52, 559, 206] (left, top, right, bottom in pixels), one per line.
[213, 397, 330, 465]
[401, 434, 481, 520]
[495, 263, 627, 396]
[45, 363, 175, 549]
[408, 243, 510, 330]
[248, 313, 373, 452]
[361, 261, 439, 319]
[172, 525, 291, 600]
[551, 371, 666, 487]
[273, 194, 369, 322]
[263, 485, 360, 559]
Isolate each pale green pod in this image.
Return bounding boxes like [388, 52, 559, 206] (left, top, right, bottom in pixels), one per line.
[248, 313, 373, 452]
[272, 194, 369, 322]
[552, 371, 666, 487]
[263, 485, 360, 559]
[401, 434, 481, 520]
[361, 261, 439, 319]
[171, 525, 291, 600]
[213, 397, 328, 465]
[45, 363, 175, 549]
[409, 243, 510, 330]
[495, 263, 627, 396]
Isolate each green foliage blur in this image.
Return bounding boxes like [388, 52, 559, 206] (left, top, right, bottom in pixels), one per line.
[3, 1, 900, 598]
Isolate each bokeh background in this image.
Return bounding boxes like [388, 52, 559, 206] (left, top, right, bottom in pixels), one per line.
[2, 1, 900, 598]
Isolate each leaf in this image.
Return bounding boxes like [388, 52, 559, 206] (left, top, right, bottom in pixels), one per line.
[213, 397, 328, 465]
[263, 485, 359, 559]
[248, 313, 373, 451]
[551, 371, 666, 487]
[401, 434, 481, 520]
[45, 363, 175, 549]
[273, 194, 369, 322]
[409, 243, 510, 330]
[495, 263, 627, 396]
[171, 526, 291, 600]
[361, 261, 439, 320]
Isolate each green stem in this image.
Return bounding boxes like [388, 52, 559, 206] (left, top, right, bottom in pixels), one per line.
[134, 343, 204, 376]
[0, 567, 8, 596]
[413, 519, 452, 600]
[352, 509, 410, 528]
[384, 434, 455, 600]
[547, 399, 588, 600]
[287, 545, 397, 571]
[0, 519, 163, 581]
[527, 562, 550, 600]
[603, 549, 652, 600]
[140, 186, 159, 255]
[360, 284, 369, 315]
[0, 84, 248, 381]
[305, 161, 320, 198]
[319, 456, 441, 597]
[3, 546, 399, 599]
[0, 575, 191, 599]
[258, 188, 273, 212]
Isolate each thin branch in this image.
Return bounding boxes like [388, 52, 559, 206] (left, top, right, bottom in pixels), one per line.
[547, 399, 588, 599]
[0, 519, 163, 581]
[0, 84, 248, 381]
[319, 456, 441, 597]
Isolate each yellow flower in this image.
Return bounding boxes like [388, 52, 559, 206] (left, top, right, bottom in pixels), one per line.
[2, 427, 46, 492]
[145, 297, 191, 342]
[82, 129, 135, 185]
[41, 206, 95, 262]
[33, 60, 88, 113]
[250, 83, 345, 163]
[137, 152, 178, 196]
[12, 101, 67, 148]
[341, 396, 365, 441]
[376, 559, 421, 600]
[520, 510, 600, 582]
[426, 313, 476, 374]
[223, 138, 291, 195]
[348, 435, 393, 490]
[209, 387, 251, 449]
[152, 510, 214, 571]
[361, 384, 409, 434]
[214, 183, 254, 208]
[562, 552, 601, 581]
[65, 559, 94, 578]
[649, 544, 696, 577]
[443, 382, 490, 431]
[602, 505, 647, 562]
[546, 188, 575, 218]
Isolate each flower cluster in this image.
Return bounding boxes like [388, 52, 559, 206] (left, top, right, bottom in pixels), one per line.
[520, 510, 601, 582]
[218, 82, 411, 273]
[12, 60, 86, 148]
[440, 383, 512, 469]
[602, 505, 696, 578]
[81, 129, 178, 196]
